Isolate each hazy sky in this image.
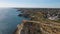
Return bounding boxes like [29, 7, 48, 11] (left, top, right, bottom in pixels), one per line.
[0, 0, 60, 8]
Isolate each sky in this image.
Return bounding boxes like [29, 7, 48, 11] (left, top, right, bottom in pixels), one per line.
[0, 0, 60, 8]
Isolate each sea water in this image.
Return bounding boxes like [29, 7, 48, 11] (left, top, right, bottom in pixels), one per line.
[0, 8, 27, 34]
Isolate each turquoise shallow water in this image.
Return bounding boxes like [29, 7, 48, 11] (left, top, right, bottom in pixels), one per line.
[0, 8, 27, 34]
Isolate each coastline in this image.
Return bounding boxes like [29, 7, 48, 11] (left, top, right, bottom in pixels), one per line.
[14, 8, 60, 34]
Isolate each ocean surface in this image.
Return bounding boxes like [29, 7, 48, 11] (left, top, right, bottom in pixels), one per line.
[0, 8, 28, 34]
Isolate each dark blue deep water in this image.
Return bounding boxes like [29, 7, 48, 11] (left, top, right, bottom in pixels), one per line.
[0, 8, 28, 34]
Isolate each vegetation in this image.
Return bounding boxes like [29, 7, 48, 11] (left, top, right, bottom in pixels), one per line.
[17, 8, 60, 34]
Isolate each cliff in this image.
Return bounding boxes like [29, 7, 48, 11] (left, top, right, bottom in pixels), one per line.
[14, 8, 60, 34]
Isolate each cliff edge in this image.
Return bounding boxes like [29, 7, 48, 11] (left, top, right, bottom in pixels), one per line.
[14, 8, 60, 34]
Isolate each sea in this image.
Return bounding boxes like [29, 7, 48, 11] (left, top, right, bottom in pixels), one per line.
[0, 8, 28, 34]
